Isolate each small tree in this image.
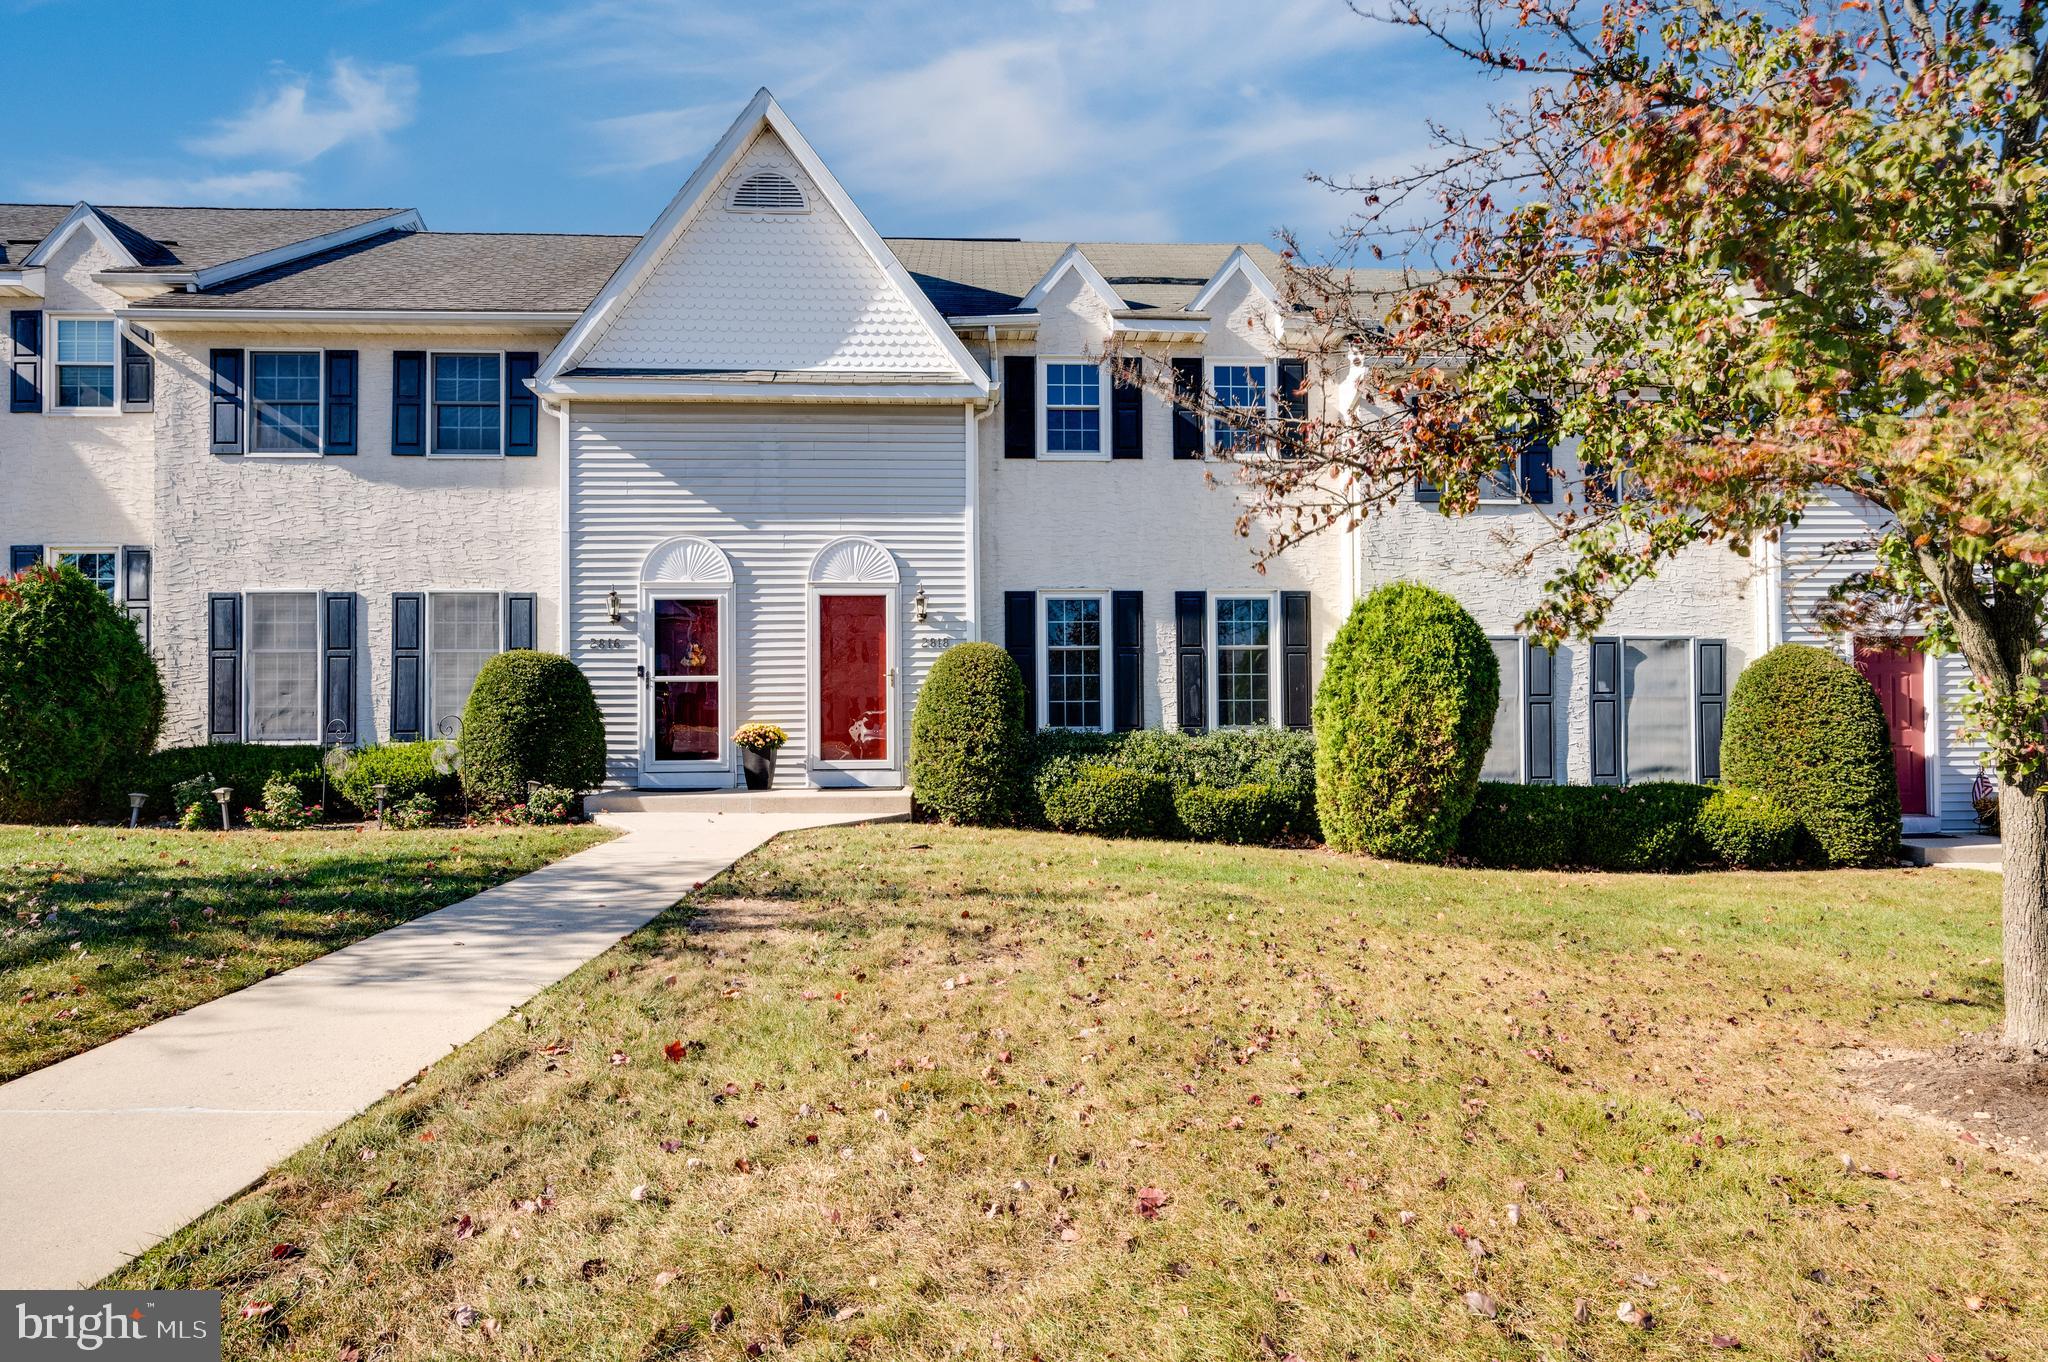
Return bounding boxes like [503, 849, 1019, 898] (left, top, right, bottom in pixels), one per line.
[1314, 582, 1498, 860]
[458, 651, 606, 808]
[0, 564, 162, 821]
[909, 642, 1030, 825]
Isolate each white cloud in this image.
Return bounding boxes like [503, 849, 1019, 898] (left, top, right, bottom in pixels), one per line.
[187, 59, 417, 165]
[589, 103, 734, 175]
[23, 168, 305, 205]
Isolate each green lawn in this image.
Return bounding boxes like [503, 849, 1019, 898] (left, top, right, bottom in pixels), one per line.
[109, 824, 2040, 1361]
[0, 822, 612, 1080]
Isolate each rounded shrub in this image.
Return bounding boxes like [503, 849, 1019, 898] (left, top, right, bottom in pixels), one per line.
[910, 642, 1030, 825]
[458, 650, 607, 808]
[1175, 782, 1290, 845]
[1313, 582, 1498, 860]
[331, 740, 459, 818]
[1039, 765, 1175, 839]
[0, 564, 163, 822]
[1696, 786, 1802, 868]
[1721, 643, 1900, 867]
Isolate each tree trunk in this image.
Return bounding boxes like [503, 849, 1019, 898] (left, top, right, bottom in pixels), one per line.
[2002, 780, 2048, 1052]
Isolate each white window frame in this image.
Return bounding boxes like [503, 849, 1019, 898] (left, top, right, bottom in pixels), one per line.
[427, 351, 507, 459]
[48, 314, 118, 414]
[1209, 592, 1282, 731]
[246, 347, 325, 457]
[424, 590, 505, 737]
[1039, 358, 1109, 461]
[1481, 634, 1528, 782]
[1601, 634, 1705, 785]
[45, 546, 122, 602]
[243, 589, 324, 745]
[1477, 446, 1525, 505]
[1205, 360, 1272, 457]
[1038, 590, 1112, 733]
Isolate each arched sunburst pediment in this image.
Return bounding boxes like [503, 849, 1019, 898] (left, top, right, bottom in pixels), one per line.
[809, 536, 898, 585]
[642, 536, 735, 586]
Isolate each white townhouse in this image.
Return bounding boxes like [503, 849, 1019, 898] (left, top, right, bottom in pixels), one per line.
[0, 90, 1982, 829]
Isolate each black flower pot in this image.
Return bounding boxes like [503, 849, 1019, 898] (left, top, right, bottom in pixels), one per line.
[741, 746, 779, 791]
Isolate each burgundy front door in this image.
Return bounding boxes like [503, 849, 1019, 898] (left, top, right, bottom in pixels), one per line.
[1855, 643, 1928, 816]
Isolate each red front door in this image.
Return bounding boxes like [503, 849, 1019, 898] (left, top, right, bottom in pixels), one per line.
[1855, 643, 1928, 816]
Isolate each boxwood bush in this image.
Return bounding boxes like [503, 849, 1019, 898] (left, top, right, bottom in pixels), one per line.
[1695, 785, 1802, 868]
[1587, 782, 1714, 871]
[1459, 780, 1800, 871]
[1457, 783, 1596, 868]
[1174, 782, 1291, 845]
[1314, 582, 1497, 861]
[1721, 643, 1900, 867]
[330, 740, 459, 818]
[909, 642, 1030, 825]
[458, 651, 607, 808]
[1040, 765, 1176, 839]
[1025, 728, 1318, 841]
[0, 564, 164, 822]
[108, 742, 322, 825]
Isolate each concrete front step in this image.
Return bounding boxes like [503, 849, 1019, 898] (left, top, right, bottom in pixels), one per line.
[1902, 834, 2002, 870]
[584, 787, 912, 819]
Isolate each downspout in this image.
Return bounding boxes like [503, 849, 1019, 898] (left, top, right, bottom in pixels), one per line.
[542, 396, 571, 654]
[964, 322, 1000, 643]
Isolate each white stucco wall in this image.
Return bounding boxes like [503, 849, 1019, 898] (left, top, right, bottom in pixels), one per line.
[147, 327, 566, 746]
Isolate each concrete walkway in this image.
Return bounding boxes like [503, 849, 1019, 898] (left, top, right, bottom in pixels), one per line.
[0, 808, 879, 1289]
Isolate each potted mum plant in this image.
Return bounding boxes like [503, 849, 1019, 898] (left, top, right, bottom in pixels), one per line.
[732, 722, 789, 791]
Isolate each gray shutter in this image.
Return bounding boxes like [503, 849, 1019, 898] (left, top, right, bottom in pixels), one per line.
[207, 593, 242, 741]
[1590, 637, 1621, 784]
[9, 310, 40, 413]
[1004, 591, 1037, 732]
[1111, 590, 1143, 730]
[120, 327, 153, 412]
[391, 592, 425, 740]
[1175, 590, 1207, 732]
[9, 545, 41, 574]
[321, 592, 357, 745]
[392, 351, 425, 455]
[1170, 357, 1203, 458]
[506, 593, 536, 651]
[1697, 639, 1726, 782]
[505, 353, 539, 455]
[1281, 591, 1311, 729]
[1526, 642, 1556, 783]
[324, 350, 358, 455]
[208, 349, 244, 454]
[1003, 356, 1036, 459]
[1111, 362, 1143, 459]
[122, 546, 151, 646]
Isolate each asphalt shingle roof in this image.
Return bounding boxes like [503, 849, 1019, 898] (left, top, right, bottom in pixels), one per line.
[0, 204, 403, 271]
[882, 239, 1293, 316]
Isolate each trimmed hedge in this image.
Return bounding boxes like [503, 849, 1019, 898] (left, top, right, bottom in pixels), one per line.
[1721, 643, 1900, 867]
[330, 741, 460, 817]
[1313, 583, 1497, 861]
[1040, 765, 1176, 839]
[0, 564, 164, 822]
[1175, 783, 1291, 845]
[1695, 786, 1802, 869]
[1458, 780, 1805, 870]
[1591, 782, 1714, 871]
[458, 651, 607, 808]
[910, 642, 1031, 825]
[110, 743, 323, 825]
[1026, 728, 1319, 842]
[1457, 783, 1595, 869]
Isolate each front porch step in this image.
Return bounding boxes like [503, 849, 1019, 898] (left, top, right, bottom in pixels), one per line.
[1902, 834, 2002, 870]
[583, 787, 912, 819]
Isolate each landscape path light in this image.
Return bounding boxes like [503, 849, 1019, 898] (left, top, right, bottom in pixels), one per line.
[210, 786, 233, 832]
[127, 792, 146, 828]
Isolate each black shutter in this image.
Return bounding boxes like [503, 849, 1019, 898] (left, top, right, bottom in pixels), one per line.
[1175, 590, 1207, 733]
[324, 350, 358, 455]
[1415, 475, 1441, 503]
[1519, 434, 1553, 504]
[8, 310, 40, 413]
[505, 352, 539, 456]
[208, 349, 244, 454]
[1697, 639, 1726, 782]
[1590, 638, 1621, 784]
[207, 593, 242, 741]
[9, 545, 40, 574]
[392, 351, 425, 456]
[1111, 362, 1143, 459]
[120, 327, 153, 412]
[391, 592, 425, 740]
[1526, 642, 1556, 783]
[1275, 358, 1307, 458]
[1004, 591, 1038, 731]
[506, 593, 536, 650]
[1170, 357, 1203, 458]
[1111, 590, 1143, 730]
[1003, 356, 1036, 459]
[1281, 591, 1311, 729]
[122, 546, 151, 646]
[321, 591, 357, 745]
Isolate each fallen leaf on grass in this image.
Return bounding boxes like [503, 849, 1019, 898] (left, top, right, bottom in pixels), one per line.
[1463, 1290, 1500, 1319]
[663, 1040, 686, 1062]
[1708, 1333, 1741, 1349]
[1135, 1186, 1167, 1219]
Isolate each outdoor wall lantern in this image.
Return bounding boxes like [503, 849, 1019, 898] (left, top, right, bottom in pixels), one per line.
[210, 786, 234, 832]
[607, 590, 623, 624]
[911, 585, 929, 626]
[127, 792, 146, 828]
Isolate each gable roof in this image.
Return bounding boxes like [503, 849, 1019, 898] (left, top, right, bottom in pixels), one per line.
[883, 239, 1293, 318]
[0, 204, 406, 271]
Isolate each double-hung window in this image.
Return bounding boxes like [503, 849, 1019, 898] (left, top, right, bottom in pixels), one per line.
[51, 548, 117, 600]
[428, 592, 502, 733]
[1042, 593, 1107, 730]
[54, 318, 116, 409]
[1213, 595, 1275, 727]
[1042, 361, 1103, 457]
[1211, 364, 1267, 453]
[250, 351, 322, 453]
[247, 592, 321, 742]
[432, 354, 502, 455]
[1591, 636, 1721, 784]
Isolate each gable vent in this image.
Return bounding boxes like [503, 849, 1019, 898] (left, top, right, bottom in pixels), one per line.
[728, 170, 808, 214]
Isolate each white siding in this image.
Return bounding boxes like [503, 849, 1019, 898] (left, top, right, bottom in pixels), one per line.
[567, 402, 969, 787]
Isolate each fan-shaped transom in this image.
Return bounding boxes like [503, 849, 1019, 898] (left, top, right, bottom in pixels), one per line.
[641, 536, 735, 586]
[809, 537, 899, 585]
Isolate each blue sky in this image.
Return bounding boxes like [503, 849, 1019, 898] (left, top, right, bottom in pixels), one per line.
[4, 0, 1503, 249]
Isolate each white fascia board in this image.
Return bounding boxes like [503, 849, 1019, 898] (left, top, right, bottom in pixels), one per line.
[1018, 244, 1121, 312]
[115, 306, 576, 330]
[19, 204, 143, 270]
[534, 376, 981, 404]
[944, 314, 1040, 330]
[192, 210, 424, 289]
[1111, 317, 1208, 337]
[1186, 245, 1281, 315]
[0, 270, 43, 299]
[90, 271, 197, 297]
[541, 88, 990, 397]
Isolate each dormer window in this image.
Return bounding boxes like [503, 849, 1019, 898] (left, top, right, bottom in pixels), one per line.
[727, 170, 807, 213]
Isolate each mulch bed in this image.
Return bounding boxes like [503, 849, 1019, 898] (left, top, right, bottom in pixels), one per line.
[1850, 1035, 2048, 1165]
